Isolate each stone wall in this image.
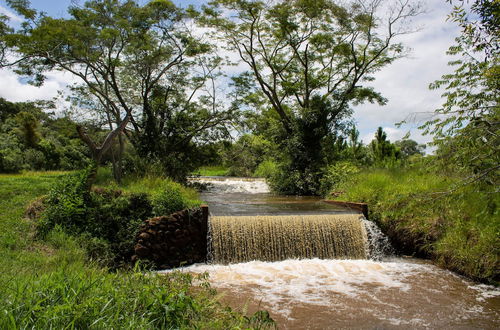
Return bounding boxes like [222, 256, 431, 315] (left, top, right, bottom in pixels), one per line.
[132, 206, 208, 269]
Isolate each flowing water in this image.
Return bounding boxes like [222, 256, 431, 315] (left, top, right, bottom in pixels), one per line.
[168, 177, 500, 329]
[210, 214, 367, 263]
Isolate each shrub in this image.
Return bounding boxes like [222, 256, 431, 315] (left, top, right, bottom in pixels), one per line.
[38, 170, 90, 237]
[38, 171, 202, 267]
[0, 135, 23, 173]
[319, 161, 359, 196]
[269, 165, 322, 195]
[38, 170, 152, 267]
[24, 148, 47, 170]
[152, 181, 190, 216]
[253, 159, 278, 178]
[223, 134, 275, 177]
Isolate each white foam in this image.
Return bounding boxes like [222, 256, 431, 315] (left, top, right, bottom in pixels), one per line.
[190, 177, 270, 194]
[468, 284, 500, 302]
[161, 259, 431, 316]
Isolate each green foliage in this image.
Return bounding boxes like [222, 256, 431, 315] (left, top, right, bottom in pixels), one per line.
[151, 181, 194, 217]
[421, 0, 499, 186]
[0, 134, 23, 173]
[336, 167, 499, 284]
[204, 0, 421, 194]
[269, 163, 322, 196]
[0, 172, 274, 329]
[319, 161, 359, 196]
[38, 170, 91, 237]
[223, 134, 276, 177]
[254, 159, 278, 178]
[39, 169, 201, 267]
[370, 127, 401, 166]
[394, 139, 426, 158]
[0, 98, 90, 173]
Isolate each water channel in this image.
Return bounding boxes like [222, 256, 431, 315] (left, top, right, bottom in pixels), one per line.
[163, 177, 500, 329]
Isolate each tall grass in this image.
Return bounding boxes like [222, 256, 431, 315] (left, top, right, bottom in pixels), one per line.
[0, 171, 275, 328]
[335, 168, 499, 284]
[191, 165, 230, 177]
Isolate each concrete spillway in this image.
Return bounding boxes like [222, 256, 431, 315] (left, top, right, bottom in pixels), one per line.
[210, 214, 368, 264]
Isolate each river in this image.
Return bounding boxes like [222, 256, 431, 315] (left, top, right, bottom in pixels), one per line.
[162, 177, 500, 329]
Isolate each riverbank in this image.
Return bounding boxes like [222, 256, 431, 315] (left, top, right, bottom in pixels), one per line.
[334, 168, 499, 285]
[0, 171, 273, 328]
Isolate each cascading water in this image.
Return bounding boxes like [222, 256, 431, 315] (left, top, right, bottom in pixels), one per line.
[210, 214, 368, 263]
[362, 218, 395, 260]
[169, 177, 500, 329]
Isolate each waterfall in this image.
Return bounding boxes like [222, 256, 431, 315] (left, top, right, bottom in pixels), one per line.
[209, 214, 368, 263]
[362, 219, 395, 260]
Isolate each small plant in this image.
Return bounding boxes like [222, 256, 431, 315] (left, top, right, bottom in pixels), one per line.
[37, 170, 90, 237]
[319, 161, 360, 197]
[152, 181, 190, 216]
[253, 159, 277, 178]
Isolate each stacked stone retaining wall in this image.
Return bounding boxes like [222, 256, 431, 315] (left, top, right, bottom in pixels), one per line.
[132, 206, 208, 269]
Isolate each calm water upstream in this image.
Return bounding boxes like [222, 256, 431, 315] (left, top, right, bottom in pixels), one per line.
[163, 177, 500, 329]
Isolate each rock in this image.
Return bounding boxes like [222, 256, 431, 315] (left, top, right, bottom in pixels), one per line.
[139, 232, 150, 240]
[135, 244, 150, 257]
[132, 207, 208, 269]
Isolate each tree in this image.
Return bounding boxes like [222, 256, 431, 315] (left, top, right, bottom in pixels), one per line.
[2, 0, 232, 183]
[394, 138, 425, 158]
[204, 0, 421, 194]
[370, 126, 400, 164]
[421, 0, 499, 186]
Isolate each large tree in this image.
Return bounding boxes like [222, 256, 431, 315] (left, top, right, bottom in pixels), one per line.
[204, 0, 422, 194]
[2, 0, 233, 183]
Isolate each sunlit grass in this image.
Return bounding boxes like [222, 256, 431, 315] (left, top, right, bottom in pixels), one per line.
[0, 171, 274, 328]
[336, 168, 499, 284]
[192, 165, 229, 177]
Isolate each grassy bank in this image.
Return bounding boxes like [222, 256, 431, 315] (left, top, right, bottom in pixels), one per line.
[0, 171, 273, 328]
[334, 168, 499, 284]
[192, 166, 229, 177]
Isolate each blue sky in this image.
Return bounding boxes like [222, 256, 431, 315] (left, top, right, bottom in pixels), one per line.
[0, 0, 460, 146]
[0, 0, 205, 17]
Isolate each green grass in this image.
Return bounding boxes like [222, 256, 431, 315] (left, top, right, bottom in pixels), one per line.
[0, 171, 274, 329]
[335, 168, 499, 284]
[192, 166, 229, 177]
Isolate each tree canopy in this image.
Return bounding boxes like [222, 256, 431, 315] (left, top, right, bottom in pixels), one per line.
[2, 0, 234, 181]
[203, 0, 422, 194]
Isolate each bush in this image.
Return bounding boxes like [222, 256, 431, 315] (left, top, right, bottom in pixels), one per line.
[223, 134, 276, 177]
[253, 159, 278, 178]
[38, 170, 202, 267]
[0, 135, 23, 173]
[319, 161, 359, 196]
[152, 181, 191, 216]
[38, 170, 90, 237]
[38, 170, 151, 266]
[269, 165, 322, 195]
[24, 148, 47, 170]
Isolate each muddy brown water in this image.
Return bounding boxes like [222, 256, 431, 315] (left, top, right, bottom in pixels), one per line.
[163, 177, 500, 329]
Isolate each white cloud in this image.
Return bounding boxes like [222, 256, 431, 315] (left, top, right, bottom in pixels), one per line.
[0, 5, 22, 22]
[352, 0, 459, 146]
[0, 68, 79, 103]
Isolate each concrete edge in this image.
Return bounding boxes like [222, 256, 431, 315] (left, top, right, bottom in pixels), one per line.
[322, 200, 369, 219]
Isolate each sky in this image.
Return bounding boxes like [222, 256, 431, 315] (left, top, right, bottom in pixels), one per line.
[0, 0, 461, 146]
